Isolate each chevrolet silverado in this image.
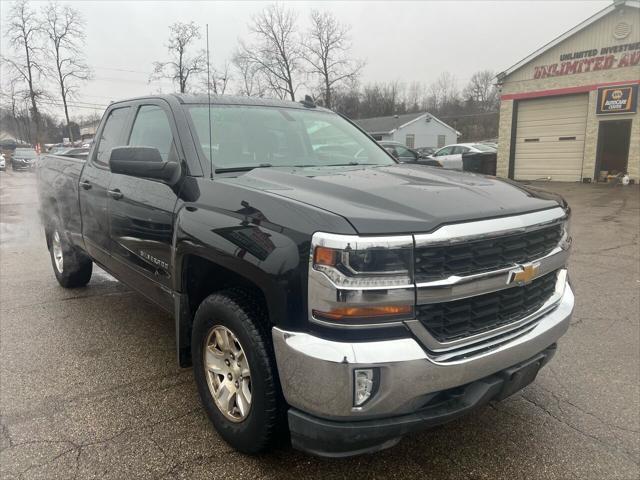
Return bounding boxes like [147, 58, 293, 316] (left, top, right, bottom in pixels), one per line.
[37, 94, 574, 457]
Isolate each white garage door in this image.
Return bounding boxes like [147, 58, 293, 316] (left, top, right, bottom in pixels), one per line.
[514, 94, 588, 181]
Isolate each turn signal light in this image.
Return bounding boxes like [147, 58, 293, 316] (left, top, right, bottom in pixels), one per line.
[314, 246, 337, 266]
[312, 305, 412, 321]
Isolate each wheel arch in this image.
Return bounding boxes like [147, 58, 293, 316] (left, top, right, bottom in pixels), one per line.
[174, 252, 286, 367]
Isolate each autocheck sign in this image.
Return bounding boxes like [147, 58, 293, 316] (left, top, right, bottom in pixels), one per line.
[596, 84, 638, 115]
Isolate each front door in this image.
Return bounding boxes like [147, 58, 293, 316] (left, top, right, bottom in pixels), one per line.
[80, 106, 132, 265]
[107, 101, 181, 311]
[595, 120, 632, 182]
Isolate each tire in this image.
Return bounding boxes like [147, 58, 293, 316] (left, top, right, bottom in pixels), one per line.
[192, 289, 284, 454]
[48, 217, 93, 288]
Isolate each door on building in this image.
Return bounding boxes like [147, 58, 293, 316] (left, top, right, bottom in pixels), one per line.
[594, 120, 632, 182]
[513, 94, 589, 182]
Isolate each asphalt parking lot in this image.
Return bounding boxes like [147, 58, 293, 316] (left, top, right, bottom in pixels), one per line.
[1, 169, 638, 480]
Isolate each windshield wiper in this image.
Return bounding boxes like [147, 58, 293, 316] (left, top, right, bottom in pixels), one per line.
[215, 163, 272, 173]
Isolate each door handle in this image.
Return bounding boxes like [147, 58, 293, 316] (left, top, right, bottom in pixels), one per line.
[107, 189, 123, 200]
[80, 180, 91, 190]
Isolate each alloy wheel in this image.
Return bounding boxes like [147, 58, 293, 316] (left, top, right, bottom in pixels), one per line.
[52, 231, 64, 273]
[203, 325, 252, 422]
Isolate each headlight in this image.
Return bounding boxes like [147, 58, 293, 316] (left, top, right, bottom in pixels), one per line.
[314, 246, 411, 277]
[308, 233, 415, 326]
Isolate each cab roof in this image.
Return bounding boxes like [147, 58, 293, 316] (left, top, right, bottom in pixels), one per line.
[110, 94, 332, 112]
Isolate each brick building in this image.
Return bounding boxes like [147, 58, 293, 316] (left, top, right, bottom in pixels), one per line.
[496, 0, 639, 183]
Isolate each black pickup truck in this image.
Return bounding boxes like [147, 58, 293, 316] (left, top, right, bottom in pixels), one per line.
[37, 95, 574, 457]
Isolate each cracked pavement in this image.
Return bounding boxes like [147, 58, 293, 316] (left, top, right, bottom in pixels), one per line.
[1, 170, 638, 479]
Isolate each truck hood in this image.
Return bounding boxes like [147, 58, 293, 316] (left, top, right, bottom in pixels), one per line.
[220, 164, 565, 234]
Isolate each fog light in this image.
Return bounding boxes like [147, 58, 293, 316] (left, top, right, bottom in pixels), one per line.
[354, 368, 376, 407]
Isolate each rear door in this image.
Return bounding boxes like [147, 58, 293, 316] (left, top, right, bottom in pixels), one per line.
[449, 145, 469, 170]
[432, 146, 460, 169]
[106, 100, 182, 311]
[79, 105, 132, 265]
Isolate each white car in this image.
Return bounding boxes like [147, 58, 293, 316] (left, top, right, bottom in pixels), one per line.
[429, 143, 496, 170]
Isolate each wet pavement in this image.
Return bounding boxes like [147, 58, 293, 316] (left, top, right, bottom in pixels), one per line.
[1, 168, 638, 479]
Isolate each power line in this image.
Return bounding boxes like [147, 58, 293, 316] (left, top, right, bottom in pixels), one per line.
[92, 65, 151, 75]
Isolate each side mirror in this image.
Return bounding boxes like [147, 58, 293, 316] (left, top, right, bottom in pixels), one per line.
[109, 146, 180, 184]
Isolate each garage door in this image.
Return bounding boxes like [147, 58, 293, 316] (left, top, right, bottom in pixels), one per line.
[514, 94, 588, 181]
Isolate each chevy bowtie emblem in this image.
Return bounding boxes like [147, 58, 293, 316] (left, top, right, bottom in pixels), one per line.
[508, 262, 540, 286]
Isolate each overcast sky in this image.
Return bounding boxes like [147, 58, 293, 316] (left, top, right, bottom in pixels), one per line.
[1, 0, 611, 119]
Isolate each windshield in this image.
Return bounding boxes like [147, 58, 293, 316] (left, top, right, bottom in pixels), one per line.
[471, 144, 496, 152]
[15, 149, 37, 157]
[187, 105, 394, 170]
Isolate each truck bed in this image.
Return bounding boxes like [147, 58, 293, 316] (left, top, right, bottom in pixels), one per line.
[37, 154, 86, 249]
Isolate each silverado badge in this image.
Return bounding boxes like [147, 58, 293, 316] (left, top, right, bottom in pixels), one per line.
[508, 262, 540, 286]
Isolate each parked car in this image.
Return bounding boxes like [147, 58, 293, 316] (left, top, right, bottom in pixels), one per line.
[415, 146, 436, 156]
[0, 153, 5, 171]
[51, 147, 90, 160]
[47, 145, 65, 154]
[378, 140, 425, 162]
[11, 147, 38, 171]
[37, 94, 573, 457]
[429, 143, 497, 170]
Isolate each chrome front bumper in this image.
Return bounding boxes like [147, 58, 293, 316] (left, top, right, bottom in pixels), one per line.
[272, 282, 574, 420]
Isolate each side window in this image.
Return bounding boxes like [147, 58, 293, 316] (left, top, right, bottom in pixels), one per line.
[435, 146, 451, 156]
[128, 105, 175, 162]
[395, 145, 415, 159]
[456, 146, 470, 154]
[95, 107, 130, 166]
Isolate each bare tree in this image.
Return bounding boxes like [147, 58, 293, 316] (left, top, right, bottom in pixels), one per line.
[463, 70, 498, 112]
[43, 2, 91, 142]
[232, 50, 266, 97]
[428, 72, 459, 112]
[0, 74, 30, 142]
[304, 10, 363, 110]
[151, 21, 206, 93]
[239, 4, 301, 101]
[202, 60, 230, 95]
[3, 0, 46, 145]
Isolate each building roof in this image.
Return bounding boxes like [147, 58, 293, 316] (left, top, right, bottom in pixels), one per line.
[496, 0, 640, 82]
[354, 112, 459, 135]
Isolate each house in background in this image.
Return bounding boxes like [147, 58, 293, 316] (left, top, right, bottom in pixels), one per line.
[353, 112, 459, 149]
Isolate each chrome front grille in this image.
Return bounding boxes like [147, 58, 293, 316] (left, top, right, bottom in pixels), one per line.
[416, 272, 558, 342]
[409, 207, 570, 361]
[414, 224, 563, 282]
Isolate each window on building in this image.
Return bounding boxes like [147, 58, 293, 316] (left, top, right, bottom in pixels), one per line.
[405, 134, 415, 148]
[437, 135, 446, 148]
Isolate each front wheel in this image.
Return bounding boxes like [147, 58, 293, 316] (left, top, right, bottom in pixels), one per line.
[192, 289, 284, 454]
[48, 220, 92, 288]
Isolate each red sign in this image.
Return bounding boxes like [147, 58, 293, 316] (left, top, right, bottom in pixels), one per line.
[534, 51, 640, 79]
